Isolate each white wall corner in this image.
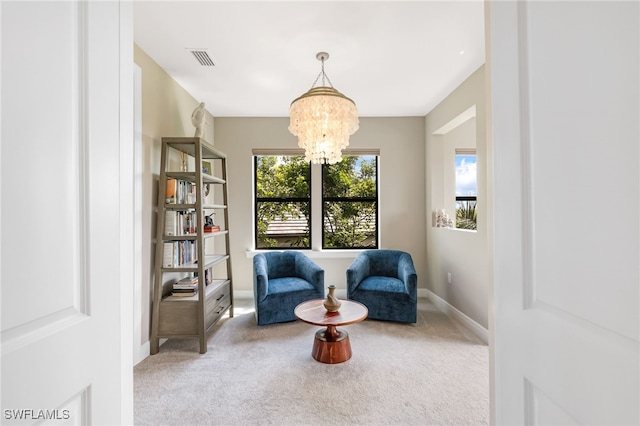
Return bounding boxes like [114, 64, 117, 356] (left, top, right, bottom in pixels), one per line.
[134, 342, 151, 366]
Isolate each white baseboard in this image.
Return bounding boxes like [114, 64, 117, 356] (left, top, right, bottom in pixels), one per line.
[424, 289, 489, 344]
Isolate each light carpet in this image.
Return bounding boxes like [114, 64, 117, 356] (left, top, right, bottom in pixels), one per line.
[134, 298, 489, 426]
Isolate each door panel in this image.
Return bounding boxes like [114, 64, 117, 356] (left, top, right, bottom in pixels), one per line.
[526, 2, 638, 340]
[1, 1, 133, 424]
[489, 1, 639, 424]
[1, 1, 86, 331]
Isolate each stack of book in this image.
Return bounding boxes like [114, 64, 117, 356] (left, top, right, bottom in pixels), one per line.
[165, 210, 197, 236]
[163, 240, 197, 268]
[166, 179, 196, 205]
[204, 224, 221, 233]
[171, 276, 198, 297]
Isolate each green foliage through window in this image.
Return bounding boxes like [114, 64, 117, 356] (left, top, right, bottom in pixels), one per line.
[322, 156, 378, 249]
[455, 200, 477, 230]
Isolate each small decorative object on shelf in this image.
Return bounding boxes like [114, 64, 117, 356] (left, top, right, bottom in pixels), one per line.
[204, 213, 219, 233]
[191, 102, 206, 139]
[323, 285, 342, 312]
[202, 161, 212, 196]
[180, 151, 188, 172]
[434, 209, 453, 228]
[202, 161, 212, 175]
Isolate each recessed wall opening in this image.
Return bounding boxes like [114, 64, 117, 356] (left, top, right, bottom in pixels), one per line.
[432, 105, 477, 232]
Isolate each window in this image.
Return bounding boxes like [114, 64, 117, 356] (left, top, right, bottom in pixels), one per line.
[254, 155, 311, 249]
[322, 155, 378, 249]
[254, 152, 379, 250]
[455, 149, 477, 230]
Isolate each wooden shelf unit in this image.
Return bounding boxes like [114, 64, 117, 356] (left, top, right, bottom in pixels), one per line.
[150, 137, 234, 354]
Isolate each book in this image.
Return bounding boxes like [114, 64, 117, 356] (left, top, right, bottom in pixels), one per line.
[162, 241, 196, 268]
[171, 290, 197, 297]
[171, 287, 197, 293]
[162, 242, 175, 268]
[204, 225, 221, 233]
[167, 211, 196, 236]
[173, 282, 197, 289]
[166, 179, 177, 204]
[173, 287, 198, 294]
[182, 211, 197, 234]
[173, 277, 198, 290]
[176, 276, 198, 284]
[164, 211, 177, 236]
[166, 179, 197, 204]
[193, 267, 212, 286]
[179, 180, 196, 204]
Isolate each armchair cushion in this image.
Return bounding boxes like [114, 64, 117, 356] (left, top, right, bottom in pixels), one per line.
[253, 251, 324, 325]
[358, 276, 407, 294]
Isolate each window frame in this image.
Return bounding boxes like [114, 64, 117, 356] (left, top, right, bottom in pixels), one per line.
[253, 153, 312, 250]
[321, 154, 379, 250]
[454, 148, 477, 231]
[253, 149, 380, 251]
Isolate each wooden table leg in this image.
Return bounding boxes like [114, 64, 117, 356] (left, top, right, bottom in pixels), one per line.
[311, 325, 352, 364]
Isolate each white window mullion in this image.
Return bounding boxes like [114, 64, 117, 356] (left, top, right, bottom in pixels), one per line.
[310, 164, 323, 250]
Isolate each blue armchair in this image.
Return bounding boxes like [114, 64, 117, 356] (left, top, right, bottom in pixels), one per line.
[253, 251, 325, 325]
[346, 250, 417, 323]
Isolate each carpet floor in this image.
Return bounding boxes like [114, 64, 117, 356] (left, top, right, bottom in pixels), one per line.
[134, 298, 489, 426]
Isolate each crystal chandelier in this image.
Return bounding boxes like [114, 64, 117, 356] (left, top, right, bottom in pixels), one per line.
[289, 52, 359, 164]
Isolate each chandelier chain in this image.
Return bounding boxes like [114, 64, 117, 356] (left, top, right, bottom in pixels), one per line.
[310, 56, 334, 89]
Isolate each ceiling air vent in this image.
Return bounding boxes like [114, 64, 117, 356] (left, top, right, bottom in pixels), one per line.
[188, 49, 215, 67]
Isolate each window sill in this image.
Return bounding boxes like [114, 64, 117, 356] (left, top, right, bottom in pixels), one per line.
[245, 249, 365, 259]
[452, 228, 477, 233]
[434, 227, 477, 233]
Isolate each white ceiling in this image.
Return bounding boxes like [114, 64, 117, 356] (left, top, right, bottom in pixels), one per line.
[133, 1, 485, 117]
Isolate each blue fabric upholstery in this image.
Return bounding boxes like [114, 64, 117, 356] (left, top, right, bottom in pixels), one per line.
[346, 250, 417, 323]
[253, 251, 325, 325]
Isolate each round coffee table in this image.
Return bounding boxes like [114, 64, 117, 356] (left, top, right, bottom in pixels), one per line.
[294, 299, 368, 364]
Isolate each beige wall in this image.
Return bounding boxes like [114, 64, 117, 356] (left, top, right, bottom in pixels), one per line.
[134, 44, 214, 361]
[213, 117, 427, 297]
[425, 65, 490, 329]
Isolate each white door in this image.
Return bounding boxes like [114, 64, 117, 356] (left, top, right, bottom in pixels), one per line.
[488, 1, 639, 424]
[1, 2, 134, 424]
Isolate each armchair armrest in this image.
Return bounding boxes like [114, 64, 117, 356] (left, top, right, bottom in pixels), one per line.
[253, 254, 269, 303]
[294, 253, 325, 293]
[398, 254, 418, 300]
[346, 254, 371, 296]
